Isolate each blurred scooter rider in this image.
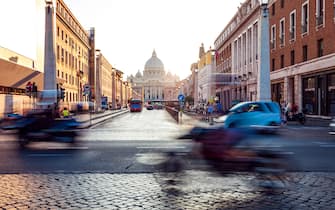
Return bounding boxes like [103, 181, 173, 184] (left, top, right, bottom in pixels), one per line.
[62, 107, 70, 118]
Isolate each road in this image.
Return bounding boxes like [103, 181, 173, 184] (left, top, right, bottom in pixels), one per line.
[0, 109, 334, 209]
[0, 109, 334, 173]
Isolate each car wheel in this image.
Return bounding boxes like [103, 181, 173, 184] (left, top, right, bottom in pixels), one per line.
[299, 117, 306, 125]
[18, 134, 29, 149]
[228, 123, 235, 128]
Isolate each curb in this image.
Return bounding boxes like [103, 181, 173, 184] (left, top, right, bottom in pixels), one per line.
[77, 109, 129, 129]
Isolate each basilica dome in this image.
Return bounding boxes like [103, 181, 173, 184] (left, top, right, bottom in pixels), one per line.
[144, 50, 164, 71]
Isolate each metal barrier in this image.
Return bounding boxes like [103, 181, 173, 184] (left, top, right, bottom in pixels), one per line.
[165, 106, 180, 123]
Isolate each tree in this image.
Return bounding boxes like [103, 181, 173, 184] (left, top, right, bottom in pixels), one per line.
[185, 95, 194, 105]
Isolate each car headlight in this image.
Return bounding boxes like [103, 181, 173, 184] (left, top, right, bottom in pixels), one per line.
[214, 115, 227, 123]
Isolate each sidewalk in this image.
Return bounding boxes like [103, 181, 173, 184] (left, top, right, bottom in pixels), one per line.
[0, 171, 334, 209]
[184, 111, 332, 127]
[73, 108, 129, 128]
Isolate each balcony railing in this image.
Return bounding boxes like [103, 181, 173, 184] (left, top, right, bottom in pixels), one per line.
[270, 41, 275, 49]
[279, 36, 284, 46]
[316, 15, 324, 26]
[289, 31, 295, 40]
[301, 23, 308, 34]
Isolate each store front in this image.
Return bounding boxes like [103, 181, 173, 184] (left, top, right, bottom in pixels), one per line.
[302, 71, 335, 116]
[271, 81, 284, 108]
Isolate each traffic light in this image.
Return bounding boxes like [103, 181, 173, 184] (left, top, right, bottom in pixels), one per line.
[60, 88, 65, 100]
[25, 82, 32, 97]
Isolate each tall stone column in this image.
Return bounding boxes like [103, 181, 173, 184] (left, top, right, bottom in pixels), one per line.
[257, 2, 271, 101]
[111, 71, 116, 109]
[95, 50, 102, 111]
[295, 74, 302, 112]
[120, 78, 123, 108]
[43, 0, 57, 102]
[284, 77, 289, 105]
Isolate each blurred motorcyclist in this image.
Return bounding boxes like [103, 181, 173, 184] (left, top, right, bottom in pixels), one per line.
[62, 107, 70, 118]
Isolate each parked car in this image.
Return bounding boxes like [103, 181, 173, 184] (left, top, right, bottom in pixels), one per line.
[213, 101, 282, 131]
[153, 103, 164, 109]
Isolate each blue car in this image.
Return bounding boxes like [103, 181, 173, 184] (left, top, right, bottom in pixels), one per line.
[214, 101, 282, 131]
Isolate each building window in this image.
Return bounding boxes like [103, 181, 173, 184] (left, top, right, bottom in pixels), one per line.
[316, 0, 324, 26]
[317, 39, 324, 57]
[303, 45, 308, 62]
[242, 33, 246, 65]
[248, 28, 252, 63]
[289, 10, 296, 40]
[272, 3, 276, 16]
[271, 25, 276, 49]
[253, 22, 258, 60]
[57, 27, 59, 37]
[280, 0, 284, 8]
[272, 58, 275, 71]
[61, 48, 64, 62]
[57, 45, 60, 60]
[280, 55, 284, 68]
[279, 18, 285, 46]
[290, 50, 295, 65]
[303, 77, 316, 114]
[61, 30, 64, 40]
[301, 2, 309, 34]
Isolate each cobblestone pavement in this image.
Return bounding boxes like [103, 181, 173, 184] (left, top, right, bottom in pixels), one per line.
[0, 171, 334, 210]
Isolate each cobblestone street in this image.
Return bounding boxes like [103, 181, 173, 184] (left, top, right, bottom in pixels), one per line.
[1, 171, 334, 210]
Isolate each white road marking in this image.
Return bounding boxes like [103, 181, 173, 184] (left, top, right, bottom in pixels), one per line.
[46, 146, 89, 150]
[28, 154, 71, 157]
[136, 146, 186, 149]
[320, 144, 335, 148]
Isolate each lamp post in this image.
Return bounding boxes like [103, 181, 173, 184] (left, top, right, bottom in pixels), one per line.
[257, 0, 271, 101]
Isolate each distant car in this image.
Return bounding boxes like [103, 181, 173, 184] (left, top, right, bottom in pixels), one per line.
[153, 103, 163, 109]
[214, 101, 282, 131]
[146, 105, 154, 110]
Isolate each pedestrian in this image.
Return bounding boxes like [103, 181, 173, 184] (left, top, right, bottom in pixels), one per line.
[62, 107, 70, 118]
[207, 103, 214, 124]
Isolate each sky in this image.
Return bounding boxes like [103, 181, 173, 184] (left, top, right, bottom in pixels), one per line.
[0, 0, 243, 80]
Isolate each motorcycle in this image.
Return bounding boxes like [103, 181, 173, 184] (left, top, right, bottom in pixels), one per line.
[155, 126, 290, 190]
[285, 111, 306, 125]
[2, 110, 81, 148]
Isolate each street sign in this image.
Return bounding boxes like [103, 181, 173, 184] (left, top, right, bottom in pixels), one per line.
[83, 84, 90, 95]
[178, 94, 185, 102]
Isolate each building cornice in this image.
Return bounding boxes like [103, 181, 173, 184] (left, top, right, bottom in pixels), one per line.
[270, 53, 335, 80]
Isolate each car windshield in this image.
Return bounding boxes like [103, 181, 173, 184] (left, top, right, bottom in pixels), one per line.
[0, 1, 333, 209]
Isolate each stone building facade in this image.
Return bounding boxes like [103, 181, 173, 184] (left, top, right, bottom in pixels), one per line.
[55, 0, 91, 105]
[269, 0, 335, 116]
[214, 0, 261, 110]
[127, 50, 179, 103]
